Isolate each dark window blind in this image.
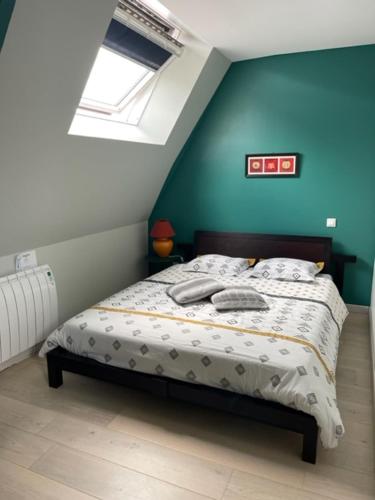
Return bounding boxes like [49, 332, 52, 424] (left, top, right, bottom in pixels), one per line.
[104, 19, 172, 71]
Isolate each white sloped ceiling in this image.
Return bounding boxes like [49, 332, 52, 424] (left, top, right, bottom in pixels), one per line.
[160, 0, 375, 61]
[0, 0, 229, 256]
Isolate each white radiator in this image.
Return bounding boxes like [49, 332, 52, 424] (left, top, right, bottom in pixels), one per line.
[0, 265, 58, 364]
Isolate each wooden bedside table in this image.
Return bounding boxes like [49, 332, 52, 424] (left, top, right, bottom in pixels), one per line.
[147, 254, 184, 276]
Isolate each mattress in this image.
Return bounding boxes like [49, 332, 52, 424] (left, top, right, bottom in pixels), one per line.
[40, 264, 348, 448]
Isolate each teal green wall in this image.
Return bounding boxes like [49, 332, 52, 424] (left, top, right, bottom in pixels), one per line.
[151, 45, 375, 305]
[0, 0, 15, 50]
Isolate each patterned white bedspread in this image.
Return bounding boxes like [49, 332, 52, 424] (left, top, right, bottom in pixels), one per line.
[40, 265, 348, 448]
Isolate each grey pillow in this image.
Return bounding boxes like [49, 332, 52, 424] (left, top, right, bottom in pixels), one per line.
[211, 286, 269, 311]
[167, 277, 225, 304]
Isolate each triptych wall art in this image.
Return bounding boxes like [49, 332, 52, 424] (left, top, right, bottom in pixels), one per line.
[245, 153, 299, 177]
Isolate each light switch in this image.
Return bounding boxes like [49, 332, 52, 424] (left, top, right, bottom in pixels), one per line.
[326, 218, 337, 228]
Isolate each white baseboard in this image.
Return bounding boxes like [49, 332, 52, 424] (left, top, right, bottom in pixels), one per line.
[346, 303, 370, 314]
[0, 342, 42, 373]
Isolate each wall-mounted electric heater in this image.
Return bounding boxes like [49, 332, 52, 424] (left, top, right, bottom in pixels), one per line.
[0, 265, 58, 365]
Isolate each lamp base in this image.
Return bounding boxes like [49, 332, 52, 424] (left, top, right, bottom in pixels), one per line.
[153, 238, 173, 257]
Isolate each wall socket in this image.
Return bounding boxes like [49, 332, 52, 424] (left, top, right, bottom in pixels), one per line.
[15, 250, 38, 271]
[326, 218, 337, 228]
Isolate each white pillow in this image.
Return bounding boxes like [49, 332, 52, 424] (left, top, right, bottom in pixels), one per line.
[251, 258, 322, 282]
[183, 254, 249, 277]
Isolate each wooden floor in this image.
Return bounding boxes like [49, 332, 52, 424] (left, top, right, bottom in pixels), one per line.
[0, 312, 373, 500]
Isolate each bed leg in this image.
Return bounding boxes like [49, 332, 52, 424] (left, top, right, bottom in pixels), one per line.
[47, 356, 63, 388]
[302, 424, 318, 464]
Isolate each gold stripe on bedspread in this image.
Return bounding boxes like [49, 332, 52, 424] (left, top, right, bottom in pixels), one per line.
[91, 306, 335, 382]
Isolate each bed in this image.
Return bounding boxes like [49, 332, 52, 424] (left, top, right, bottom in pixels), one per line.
[41, 231, 350, 464]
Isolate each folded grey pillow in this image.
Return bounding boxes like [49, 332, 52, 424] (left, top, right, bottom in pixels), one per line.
[211, 286, 269, 311]
[167, 277, 225, 304]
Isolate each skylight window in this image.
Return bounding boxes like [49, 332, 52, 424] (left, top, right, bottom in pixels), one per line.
[77, 0, 184, 125]
[81, 47, 154, 112]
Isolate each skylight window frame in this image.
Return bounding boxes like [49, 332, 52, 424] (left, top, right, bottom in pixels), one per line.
[76, 71, 160, 128]
[76, 0, 183, 126]
[78, 47, 175, 121]
[78, 46, 157, 115]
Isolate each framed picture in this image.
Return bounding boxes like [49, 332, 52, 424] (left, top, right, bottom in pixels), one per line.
[245, 153, 299, 178]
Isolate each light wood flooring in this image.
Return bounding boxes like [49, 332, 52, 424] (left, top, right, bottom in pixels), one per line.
[0, 312, 373, 499]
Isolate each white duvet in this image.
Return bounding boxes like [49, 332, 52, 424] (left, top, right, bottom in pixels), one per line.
[40, 265, 348, 448]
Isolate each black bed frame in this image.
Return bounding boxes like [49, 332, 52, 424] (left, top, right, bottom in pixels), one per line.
[47, 230, 354, 464]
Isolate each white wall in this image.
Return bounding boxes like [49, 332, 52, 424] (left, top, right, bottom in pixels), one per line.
[0, 0, 230, 258]
[0, 0, 229, 326]
[0, 222, 148, 324]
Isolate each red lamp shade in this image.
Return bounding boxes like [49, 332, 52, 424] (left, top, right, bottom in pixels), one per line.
[150, 219, 175, 239]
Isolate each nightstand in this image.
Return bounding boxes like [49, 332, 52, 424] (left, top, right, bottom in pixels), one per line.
[332, 253, 357, 295]
[147, 254, 184, 276]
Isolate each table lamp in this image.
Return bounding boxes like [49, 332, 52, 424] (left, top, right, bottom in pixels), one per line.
[150, 219, 176, 257]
